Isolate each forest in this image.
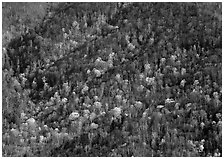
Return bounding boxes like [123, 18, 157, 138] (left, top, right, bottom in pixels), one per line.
[2, 2, 222, 157]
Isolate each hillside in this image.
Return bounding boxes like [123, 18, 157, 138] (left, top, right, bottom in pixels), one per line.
[2, 2, 222, 157]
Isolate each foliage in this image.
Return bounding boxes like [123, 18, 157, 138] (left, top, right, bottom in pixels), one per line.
[2, 2, 222, 157]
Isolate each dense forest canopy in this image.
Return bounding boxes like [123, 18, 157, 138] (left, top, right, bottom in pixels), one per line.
[2, 2, 222, 157]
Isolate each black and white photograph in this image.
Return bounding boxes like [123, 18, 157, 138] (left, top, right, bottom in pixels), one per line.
[2, 2, 222, 157]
